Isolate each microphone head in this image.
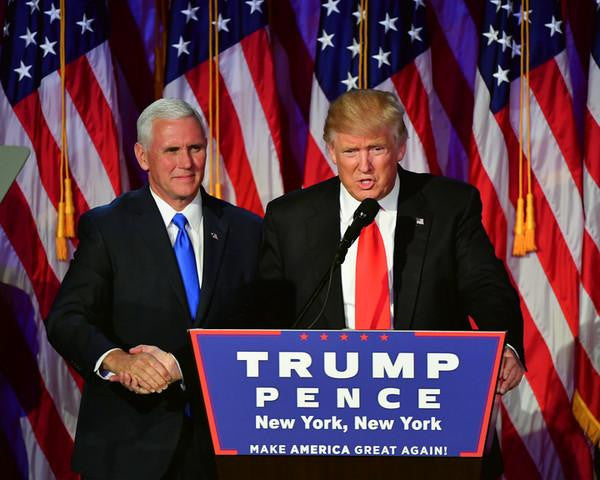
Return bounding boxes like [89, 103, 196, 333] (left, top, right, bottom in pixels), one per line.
[354, 198, 380, 226]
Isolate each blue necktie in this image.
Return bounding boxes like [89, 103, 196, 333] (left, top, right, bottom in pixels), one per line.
[172, 213, 200, 320]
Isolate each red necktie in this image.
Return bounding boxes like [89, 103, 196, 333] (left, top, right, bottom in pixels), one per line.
[355, 221, 391, 330]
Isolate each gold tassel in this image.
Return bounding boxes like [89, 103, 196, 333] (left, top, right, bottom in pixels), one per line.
[513, 197, 526, 256]
[56, 202, 68, 261]
[572, 391, 600, 445]
[64, 177, 75, 237]
[524, 192, 537, 252]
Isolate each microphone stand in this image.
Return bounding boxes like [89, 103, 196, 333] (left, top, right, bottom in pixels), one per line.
[291, 198, 380, 330]
[290, 248, 347, 330]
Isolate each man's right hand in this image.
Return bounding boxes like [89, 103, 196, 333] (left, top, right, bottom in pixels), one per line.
[102, 349, 171, 393]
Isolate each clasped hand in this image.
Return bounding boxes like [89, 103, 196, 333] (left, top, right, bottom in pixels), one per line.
[102, 346, 182, 395]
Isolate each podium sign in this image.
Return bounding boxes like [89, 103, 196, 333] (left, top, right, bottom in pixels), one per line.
[190, 330, 504, 458]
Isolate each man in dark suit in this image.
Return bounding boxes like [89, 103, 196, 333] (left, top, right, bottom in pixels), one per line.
[259, 88, 524, 395]
[45, 99, 261, 479]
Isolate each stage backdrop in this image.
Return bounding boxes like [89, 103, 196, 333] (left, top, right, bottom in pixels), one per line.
[0, 1, 598, 479]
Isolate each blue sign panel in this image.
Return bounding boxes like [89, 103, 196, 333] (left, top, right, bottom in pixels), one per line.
[189, 330, 504, 457]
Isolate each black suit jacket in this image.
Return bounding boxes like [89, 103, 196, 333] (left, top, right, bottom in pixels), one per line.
[259, 167, 524, 361]
[45, 186, 261, 479]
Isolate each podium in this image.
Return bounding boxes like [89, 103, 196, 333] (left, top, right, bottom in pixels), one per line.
[189, 329, 504, 479]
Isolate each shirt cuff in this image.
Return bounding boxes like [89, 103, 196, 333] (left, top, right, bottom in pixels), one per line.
[169, 353, 186, 390]
[94, 348, 122, 379]
[505, 344, 523, 366]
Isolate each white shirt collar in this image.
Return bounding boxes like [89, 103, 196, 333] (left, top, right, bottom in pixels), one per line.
[339, 171, 400, 223]
[149, 187, 203, 232]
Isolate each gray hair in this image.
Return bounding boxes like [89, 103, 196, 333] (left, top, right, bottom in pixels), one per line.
[136, 98, 205, 147]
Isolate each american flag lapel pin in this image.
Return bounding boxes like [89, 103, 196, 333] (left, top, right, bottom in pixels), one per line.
[416, 217, 424, 225]
[211, 232, 219, 240]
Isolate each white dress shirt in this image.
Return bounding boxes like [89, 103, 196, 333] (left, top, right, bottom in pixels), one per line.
[339, 175, 400, 329]
[94, 187, 204, 377]
[150, 188, 204, 289]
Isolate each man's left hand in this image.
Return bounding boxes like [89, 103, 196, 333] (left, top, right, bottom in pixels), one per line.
[497, 347, 525, 394]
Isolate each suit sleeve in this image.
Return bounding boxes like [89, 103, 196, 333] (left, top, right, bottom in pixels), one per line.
[45, 212, 119, 378]
[454, 187, 525, 365]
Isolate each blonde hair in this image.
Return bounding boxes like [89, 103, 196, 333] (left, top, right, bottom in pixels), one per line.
[323, 89, 407, 146]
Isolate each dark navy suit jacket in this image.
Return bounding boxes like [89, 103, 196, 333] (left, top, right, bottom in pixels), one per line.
[46, 185, 261, 479]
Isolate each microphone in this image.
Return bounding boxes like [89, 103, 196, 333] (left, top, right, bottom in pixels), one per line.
[292, 198, 380, 330]
[334, 198, 380, 265]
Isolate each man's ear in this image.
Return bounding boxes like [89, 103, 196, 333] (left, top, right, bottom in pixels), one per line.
[134, 142, 150, 172]
[396, 139, 407, 162]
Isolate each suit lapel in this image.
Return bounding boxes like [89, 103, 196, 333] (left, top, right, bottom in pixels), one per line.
[304, 179, 345, 329]
[130, 187, 190, 319]
[195, 190, 227, 326]
[393, 168, 432, 330]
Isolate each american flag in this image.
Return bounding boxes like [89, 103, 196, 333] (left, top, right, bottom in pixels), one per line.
[164, 0, 284, 215]
[0, 1, 598, 479]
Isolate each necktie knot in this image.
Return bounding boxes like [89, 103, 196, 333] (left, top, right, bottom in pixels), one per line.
[172, 212, 188, 230]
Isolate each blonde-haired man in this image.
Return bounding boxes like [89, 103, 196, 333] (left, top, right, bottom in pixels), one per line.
[260, 88, 524, 399]
[260, 89, 524, 477]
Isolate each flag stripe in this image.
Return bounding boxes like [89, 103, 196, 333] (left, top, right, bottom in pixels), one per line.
[38, 72, 117, 210]
[65, 55, 121, 196]
[499, 406, 543, 480]
[530, 58, 583, 195]
[184, 62, 264, 215]
[391, 60, 441, 175]
[240, 29, 284, 165]
[0, 185, 75, 479]
[219, 39, 283, 209]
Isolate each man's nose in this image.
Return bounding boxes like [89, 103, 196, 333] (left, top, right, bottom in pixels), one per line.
[357, 150, 373, 172]
[177, 150, 193, 168]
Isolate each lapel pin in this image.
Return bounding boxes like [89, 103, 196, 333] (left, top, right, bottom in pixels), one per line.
[210, 232, 219, 240]
[416, 217, 424, 225]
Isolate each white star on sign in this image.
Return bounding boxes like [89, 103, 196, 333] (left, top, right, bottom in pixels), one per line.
[181, 2, 199, 23]
[379, 13, 398, 33]
[347, 38, 360, 58]
[497, 31, 512, 52]
[372, 47, 391, 68]
[19, 27, 37, 47]
[25, 0, 40, 12]
[172, 36, 190, 57]
[76, 14, 94, 34]
[212, 13, 230, 32]
[407, 24, 423, 43]
[246, 0, 264, 14]
[492, 65, 510, 85]
[341, 71, 358, 91]
[352, 7, 366, 25]
[45, 3, 60, 23]
[482, 25, 499, 46]
[544, 16, 562, 37]
[322, 0, 340, 16]
[317, 29, 334, 51]
[40, 37, 57, 57]
[14, 61, 32, 81]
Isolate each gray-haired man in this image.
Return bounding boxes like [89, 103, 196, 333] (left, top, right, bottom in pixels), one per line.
[46, 98, 261, 479]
